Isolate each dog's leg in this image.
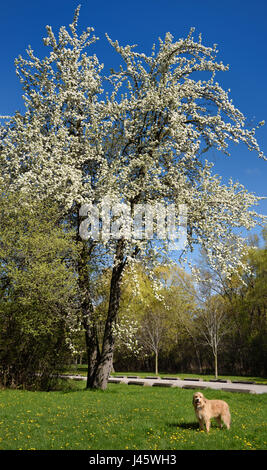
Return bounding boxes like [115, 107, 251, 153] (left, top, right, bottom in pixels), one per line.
[198, 418, 205, 431]
[204, 419, 210, 433]
[216, 417, 223, 429]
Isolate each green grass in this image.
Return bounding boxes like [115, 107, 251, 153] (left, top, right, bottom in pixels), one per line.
[0, 381, 266, 450]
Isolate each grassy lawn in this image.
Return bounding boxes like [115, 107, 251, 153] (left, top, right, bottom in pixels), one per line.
[0, 381, 266, 450]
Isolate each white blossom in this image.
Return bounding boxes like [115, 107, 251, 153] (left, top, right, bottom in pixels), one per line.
[0, 7, 266, 284]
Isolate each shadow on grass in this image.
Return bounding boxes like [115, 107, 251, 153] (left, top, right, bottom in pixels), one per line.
[168, 421, 199, 430]
[169, 420, 231, 432]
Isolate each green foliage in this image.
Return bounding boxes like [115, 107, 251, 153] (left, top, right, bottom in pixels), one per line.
[0, 191, 79, 389]
[222, 231, 267, 376]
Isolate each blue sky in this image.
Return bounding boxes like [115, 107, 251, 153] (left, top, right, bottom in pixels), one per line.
[1, 0, 266, 247]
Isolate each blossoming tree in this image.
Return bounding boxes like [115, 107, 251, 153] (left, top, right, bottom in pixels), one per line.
[0, 7, 265, 389]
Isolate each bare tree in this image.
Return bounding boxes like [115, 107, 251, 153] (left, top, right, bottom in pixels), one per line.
[196, 299, 230, 378]
[138, 311, 166, 375]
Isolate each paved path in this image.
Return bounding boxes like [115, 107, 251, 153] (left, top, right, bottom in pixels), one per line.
[62, 374, 267, 394]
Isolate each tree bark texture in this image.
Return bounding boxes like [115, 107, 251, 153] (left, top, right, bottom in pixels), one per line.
[77, 210, 100, 388]
[77, 203, 126, 390]
[90, 239, 126, 390]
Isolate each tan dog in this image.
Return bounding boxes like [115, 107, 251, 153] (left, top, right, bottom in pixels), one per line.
[193, 392, 231, 433]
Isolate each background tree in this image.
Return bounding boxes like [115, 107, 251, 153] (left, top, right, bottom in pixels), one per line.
[138, 310, 166, 375]
[0, 191, 79, 389]
[195, 297, 229, 378]
[116, 263, 198, 373]
[0, 7, 265, 389]
[222, 231, 267, 375]
[183, 229, 267, 377]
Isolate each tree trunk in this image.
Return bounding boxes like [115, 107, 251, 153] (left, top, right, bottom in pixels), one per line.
[84, 320, 100, 388]
[77, 202, 126, 390]
[89, 239, 126, 390]
[214, 352, 218, 379]
[77, 210, 100, 388]
[155, 351, 158, 375]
